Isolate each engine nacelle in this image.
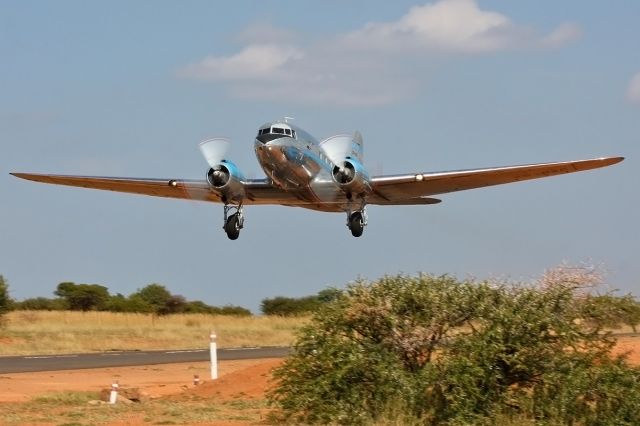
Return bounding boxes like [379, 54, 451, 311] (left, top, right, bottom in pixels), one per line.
[332, 157, 372, 197]
[206, 160, 245, 203]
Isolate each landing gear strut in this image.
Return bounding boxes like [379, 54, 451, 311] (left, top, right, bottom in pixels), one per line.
[346, 204, 367, 237]
[223, 204, 244, 240]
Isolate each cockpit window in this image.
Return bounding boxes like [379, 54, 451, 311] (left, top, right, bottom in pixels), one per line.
[256, 125, 295, 140]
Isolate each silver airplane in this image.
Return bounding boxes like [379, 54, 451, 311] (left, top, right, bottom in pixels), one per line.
[12, 119, 623, 240]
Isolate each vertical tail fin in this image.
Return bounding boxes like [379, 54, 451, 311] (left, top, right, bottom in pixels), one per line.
[352, 131, 364, 162]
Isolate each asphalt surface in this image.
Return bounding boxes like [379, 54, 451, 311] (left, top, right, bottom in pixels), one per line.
[0, 346, 291, 374]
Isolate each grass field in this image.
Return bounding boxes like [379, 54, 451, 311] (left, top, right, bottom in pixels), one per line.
[0, 310, 308, 355]
[1, 390, 269, 425]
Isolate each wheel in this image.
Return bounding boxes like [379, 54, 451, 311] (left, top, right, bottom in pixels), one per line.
[224, 213, 241, 240]
[349, 212, 364, 237]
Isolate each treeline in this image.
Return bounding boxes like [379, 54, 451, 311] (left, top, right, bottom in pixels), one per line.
[0, 276, 249, 316]
[3, 273, 640, 326]
[261, 288, 342, 316]
[261, 284, 640, 328]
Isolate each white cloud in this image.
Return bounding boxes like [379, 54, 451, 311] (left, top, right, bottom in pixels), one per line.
[540, 22, 583, 48]
[343, 0, 580, 53]
[344, 0, 522, 53]
[177, 42, 411, 106]
[177, 0, 583, 106]
[626, 72, 640, 104]
[177, 44, 303, 81]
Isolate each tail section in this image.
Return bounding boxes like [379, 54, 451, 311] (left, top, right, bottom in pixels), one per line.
[352, 131, 364, 162]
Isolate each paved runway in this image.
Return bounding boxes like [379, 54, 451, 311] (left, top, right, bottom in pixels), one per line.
[0, 346, 291, 374]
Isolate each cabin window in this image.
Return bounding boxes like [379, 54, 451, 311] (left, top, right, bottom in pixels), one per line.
[285, 129, 291, 135]
[292, 130, 296, 138]
[273, 127, 285, 134]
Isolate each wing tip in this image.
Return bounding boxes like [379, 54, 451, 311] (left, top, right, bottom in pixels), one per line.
[596, 156, 624, 168]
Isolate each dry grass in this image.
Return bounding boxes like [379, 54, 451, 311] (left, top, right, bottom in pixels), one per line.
[0, 310, 308, 355]
[0, 391, 268, 425]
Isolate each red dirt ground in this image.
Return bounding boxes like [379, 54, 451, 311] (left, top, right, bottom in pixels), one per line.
[611, 334, 640, 363]
[0, 358, 282, 403]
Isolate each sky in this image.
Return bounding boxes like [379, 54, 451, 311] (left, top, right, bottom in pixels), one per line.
[2, 0, 639, 313]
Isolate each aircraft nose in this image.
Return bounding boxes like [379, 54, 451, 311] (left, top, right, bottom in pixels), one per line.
[256, 133, 283, 144]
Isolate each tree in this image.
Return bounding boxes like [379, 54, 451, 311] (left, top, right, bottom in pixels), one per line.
[184, 300, 214, 314]
[54, 281, 76, 299]
[14, 297, 65, 311]
[261, 289, 342, 316]
[261, 296, 318, 316]
[131, 284, 174, 315]
[54, 282, 110, 311]
[0, 275, 12, 324]
[269, 272, 640, 425]
[217, 305, 252, 316]
[160, 294, 187, 315]
[584, 293, 640, 332]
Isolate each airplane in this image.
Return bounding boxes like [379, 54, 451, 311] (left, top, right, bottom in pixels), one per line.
[11, 119, 623, 240]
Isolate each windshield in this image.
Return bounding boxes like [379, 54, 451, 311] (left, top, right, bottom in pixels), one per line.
[256, 125, 296, 140]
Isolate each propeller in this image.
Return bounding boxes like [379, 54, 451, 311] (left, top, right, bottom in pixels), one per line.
[199, 138, 230, 168]
[173, 138, 233, 204]
[311, 133, 365, 210]
[333, 161, 356, 184]
[207, 166, 230, 187]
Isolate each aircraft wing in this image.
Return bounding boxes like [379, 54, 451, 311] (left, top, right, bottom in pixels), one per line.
[370, 157, 624, 203]
[9, 173, 308, 206]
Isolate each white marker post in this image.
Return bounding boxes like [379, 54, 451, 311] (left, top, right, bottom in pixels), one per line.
[210, 331, 218, 380]
[109, 380, 119, 404]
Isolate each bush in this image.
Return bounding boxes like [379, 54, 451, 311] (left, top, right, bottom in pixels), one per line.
[268, 271, 640, 425]
[0, 275, 12, 325]
[54, 282, 110, 311]
[583, 294, 640, 332]
[215, 305, 252, 316]
[261, 295, 321, 316]
[103, 293, 151, 313]
[14, 297, 66, 311]
[130, 284, 176, 315]
[261, 288, 342, 316]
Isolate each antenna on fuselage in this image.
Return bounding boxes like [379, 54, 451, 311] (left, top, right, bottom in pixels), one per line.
[284, 116, 295, 123]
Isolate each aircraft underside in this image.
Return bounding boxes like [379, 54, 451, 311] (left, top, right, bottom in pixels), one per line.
[11, 119, 623, 241]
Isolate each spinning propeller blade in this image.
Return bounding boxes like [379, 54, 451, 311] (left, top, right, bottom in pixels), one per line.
[199, 138, 230, 167]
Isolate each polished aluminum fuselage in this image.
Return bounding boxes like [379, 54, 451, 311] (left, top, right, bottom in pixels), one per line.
[254, 122, 338, 206]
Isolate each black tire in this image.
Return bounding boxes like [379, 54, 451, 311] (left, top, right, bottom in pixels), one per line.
[224, 214, 241, 240]
[349, 212, 364, 237]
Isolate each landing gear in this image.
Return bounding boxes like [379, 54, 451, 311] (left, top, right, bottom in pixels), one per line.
[346, 204, 367, 238]
[223, 204, 244, 240]
[349, 211, 364, 237]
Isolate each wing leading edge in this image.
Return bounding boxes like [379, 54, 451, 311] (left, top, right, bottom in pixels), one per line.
[11, 156, 623, 209]
[370, 157, 624, 203]
[9, 173, 311, 206]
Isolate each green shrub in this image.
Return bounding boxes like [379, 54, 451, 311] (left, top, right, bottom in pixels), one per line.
[268, 272, 640, 425]
[261, 288, 342, 316]
[0, 274, 12, 325]
[14, 297, 66, 311]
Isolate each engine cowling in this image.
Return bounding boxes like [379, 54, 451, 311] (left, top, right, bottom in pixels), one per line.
[332, 158, 372, 197]
[206, 160, 245, 203]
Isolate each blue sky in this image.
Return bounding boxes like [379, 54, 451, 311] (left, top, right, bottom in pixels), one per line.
[2, 1, 638, 312]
